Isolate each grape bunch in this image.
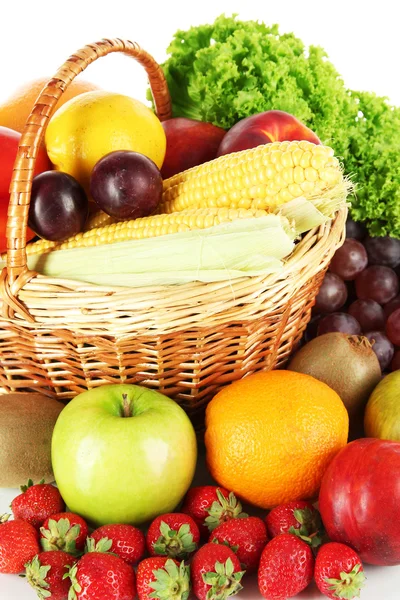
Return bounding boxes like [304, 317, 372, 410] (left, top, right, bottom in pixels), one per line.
[310, 219, 400, 372]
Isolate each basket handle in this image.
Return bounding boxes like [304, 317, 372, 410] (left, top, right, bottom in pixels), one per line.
[4, 38, 171, 284]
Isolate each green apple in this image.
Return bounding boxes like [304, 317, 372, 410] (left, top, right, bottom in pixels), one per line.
[51, 384, 197, 526]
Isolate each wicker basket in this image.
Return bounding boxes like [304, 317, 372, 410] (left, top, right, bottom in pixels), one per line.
[0, 38, 347, 421]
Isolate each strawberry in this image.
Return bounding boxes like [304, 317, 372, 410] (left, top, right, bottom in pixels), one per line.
[181, 486, 247, 536]
[210, 516, 268, 572]
[67, 551, 136, 600]
[40, 512, 88, 556]
[314, 542, 365, 599]
[265, 500, 324, 548]
[25, 551, 74, 600]
[146, 512, 200, 560]
[0, 514, 40, 574]
[191, 542, 245, 600]
[88, 523, 145, 564]
[11, 479, 65, 530]
[136, 557, 190, 600]
[258, 533, 314, 599]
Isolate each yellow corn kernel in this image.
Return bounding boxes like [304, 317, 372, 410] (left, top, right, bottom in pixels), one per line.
[159, 140, 345, 214]
[18, 208, 268, 258]
[293, 166, 305, 185]
[299, 151, 312, 169]
[84, 209, 118, 230]
[288, 183, 304, 198]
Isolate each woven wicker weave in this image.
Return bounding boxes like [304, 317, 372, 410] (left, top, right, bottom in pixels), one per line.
[0, 38, 347, 419]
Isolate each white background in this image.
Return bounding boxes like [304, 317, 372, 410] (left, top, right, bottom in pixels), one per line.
[1, 1, 400, 598]
[1, 0, 399, 107]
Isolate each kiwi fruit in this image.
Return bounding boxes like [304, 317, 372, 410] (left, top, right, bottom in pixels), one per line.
[288, 333, 382, 439]
[0, 392, 64, 487]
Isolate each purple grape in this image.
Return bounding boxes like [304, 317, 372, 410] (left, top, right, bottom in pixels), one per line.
[392, 350, 400, 372]
[384, 295, 400, 319]
[364, 331, 394, 371]
[345, 218, 367, 241]
[364, 235, 400, 268]
[314, 273, 348, 314]
[355, 266, 399, 305]
[386, 308, 400, 347]
[348, 299, 385, 332]
[28, 171, 88, 241]
[329, 238, 368, 280]
[317, 312, 362, 336]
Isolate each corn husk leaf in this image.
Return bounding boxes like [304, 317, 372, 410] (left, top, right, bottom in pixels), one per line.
[279, 193, 349, 235]
[1, 215, 295, 287]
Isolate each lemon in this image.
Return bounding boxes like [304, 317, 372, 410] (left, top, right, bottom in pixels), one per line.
[45, 90, 166, 192]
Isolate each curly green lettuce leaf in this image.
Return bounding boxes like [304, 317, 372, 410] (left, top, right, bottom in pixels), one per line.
[158, 14, 356, 158]
[156, 14, 400, 238]
[344, 91, 400, 238]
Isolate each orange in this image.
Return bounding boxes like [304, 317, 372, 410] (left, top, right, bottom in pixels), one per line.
[0, 78, 100, 133]
[205, 370, 349, 508]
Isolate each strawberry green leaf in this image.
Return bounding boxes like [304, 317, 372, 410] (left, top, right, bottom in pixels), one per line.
[84, 536, 113, 554]
[148, 558, 190, 600]
[289, 507, 325, 549]
[202, 557, 245, 600]
[25, 555, 52, 599]
[153, 521, 197, 559]
[20, 479, 35, 493]
[325, 563, 366, 599]
[0, 514, 11, 524]
[40, 518, 81, 556]
[66, 563, 82, 600]
[20, 478, 45, 492]
[205, 490, 248, 532]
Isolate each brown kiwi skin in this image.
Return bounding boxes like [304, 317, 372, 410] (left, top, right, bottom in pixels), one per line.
[288, 333, 382, 440]
[0, 392, 64, 487]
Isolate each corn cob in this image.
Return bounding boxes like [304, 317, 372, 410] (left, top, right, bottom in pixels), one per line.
[84, 208, 119, 230]
[160, 140, 347, 214]
[18, 207, 268, 257]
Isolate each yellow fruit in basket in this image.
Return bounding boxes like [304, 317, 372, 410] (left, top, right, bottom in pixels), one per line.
[205, 370, 349, 508]
[0, 77, 100, 133]
[45, 90, 166, 193]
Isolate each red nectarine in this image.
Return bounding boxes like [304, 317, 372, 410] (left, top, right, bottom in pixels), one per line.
[217, 110, 320, 157]
[161, 117, 226, 179]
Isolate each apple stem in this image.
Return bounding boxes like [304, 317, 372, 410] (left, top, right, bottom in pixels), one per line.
[121, 394, 133, 418]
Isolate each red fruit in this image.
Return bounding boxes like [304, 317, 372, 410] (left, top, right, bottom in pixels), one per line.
[181, 486, 247, 537]
[146, 512, 200, 560]
[319, 438, 400, 565]
[0, 514, 40, 574]
[265, 500, 324, 548]
[0, 125, 51, 252]
[11, 479, 65, 530]
[217, 110, 321, 157]
[191, 542, 245, 600]
[314, 542, 365, 599]
[89, 523, 145, 564]
[136, 557, 190, 600]
[67, 552, 136, 600]
[161, 117, 226, 179]
[209, 516, 268, 572]
[25, 550, 74, 600]
[258, 534, 314, 599]
[40, 512, 88, 556]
